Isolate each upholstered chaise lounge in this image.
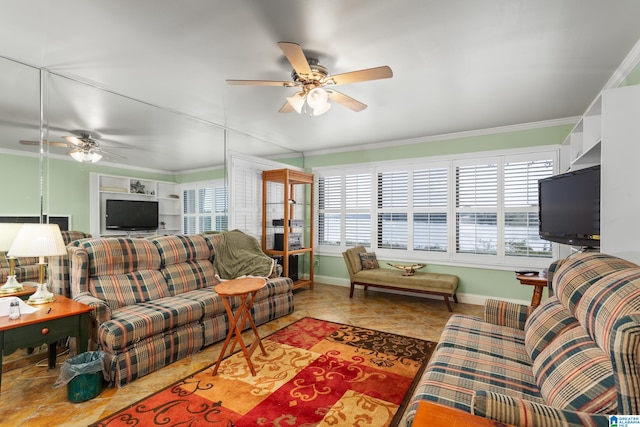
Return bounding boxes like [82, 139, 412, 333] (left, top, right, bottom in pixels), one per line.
[403, 252, 640, 427]
[343, 246, 459, 311]
[69, 233, 294, 386]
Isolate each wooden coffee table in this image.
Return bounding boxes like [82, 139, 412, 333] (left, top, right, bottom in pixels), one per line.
[413, 401, 514, 426]
[0, 295, 93, 393]
[212, 277, 267, 376]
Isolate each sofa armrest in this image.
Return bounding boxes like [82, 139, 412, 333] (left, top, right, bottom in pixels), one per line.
[473, 390, 610, 427]
[74, 292, 112, 324]
[483, 299, 532, 330]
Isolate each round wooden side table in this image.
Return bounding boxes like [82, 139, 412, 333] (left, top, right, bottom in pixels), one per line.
[212, 277, 267, 376]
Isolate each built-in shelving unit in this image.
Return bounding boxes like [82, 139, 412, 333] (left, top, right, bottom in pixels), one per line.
[90, 173, 182, 237]
[261, 168, 314, 290]
[562, 95, 602, 171]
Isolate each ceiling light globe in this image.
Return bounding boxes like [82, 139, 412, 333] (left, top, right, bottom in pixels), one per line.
[306, 88, 329, 109]
[286, 93, 305, 114]
[312, 102, 331, 116]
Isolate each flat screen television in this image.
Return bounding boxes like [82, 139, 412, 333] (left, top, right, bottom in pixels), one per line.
[106, 199, 159, 231]
[538, 164, 600, 247]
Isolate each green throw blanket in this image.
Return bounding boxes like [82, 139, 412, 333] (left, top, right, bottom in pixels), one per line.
[212, 230, 274, 280]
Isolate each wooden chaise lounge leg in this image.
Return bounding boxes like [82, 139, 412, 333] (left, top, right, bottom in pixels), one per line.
[350, 283, 355, 298]
[453, 293, 458, 303]
[444, 296, 453, 312]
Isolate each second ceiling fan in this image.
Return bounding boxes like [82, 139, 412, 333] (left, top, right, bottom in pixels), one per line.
[20, 131, 128, 163]
[226, 42, 393, 116]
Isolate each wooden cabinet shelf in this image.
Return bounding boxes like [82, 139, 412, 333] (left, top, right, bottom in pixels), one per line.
[261, 169, 314, 290]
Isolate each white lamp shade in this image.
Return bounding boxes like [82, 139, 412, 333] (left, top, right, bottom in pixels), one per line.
[8, 224, 67, 258]
[0, 223, 24, 251]
[286, 93, 305, 114]
[70, 150, 102, 163]
[306, 88, 329, 109]
[313, 101, 331, 116]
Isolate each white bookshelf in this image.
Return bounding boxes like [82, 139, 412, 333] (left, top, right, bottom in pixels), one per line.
[90, 173, 182, 237]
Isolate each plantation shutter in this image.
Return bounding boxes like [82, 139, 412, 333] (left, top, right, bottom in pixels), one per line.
[183, 189, 196, 234]
[504, 159, 554, 258]
[413, 167, 448, 252]
[214, 186, 228, 231]
[345, 173, 372, 247]
[377, 171, 408, 249]
[318, 175, 341, 246]
[456, 163, 498, 255]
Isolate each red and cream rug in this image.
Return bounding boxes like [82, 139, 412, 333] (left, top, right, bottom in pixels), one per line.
[92, 317, 435, 427]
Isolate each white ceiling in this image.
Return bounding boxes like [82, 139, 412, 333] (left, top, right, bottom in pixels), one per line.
[1, 0, 639, 172]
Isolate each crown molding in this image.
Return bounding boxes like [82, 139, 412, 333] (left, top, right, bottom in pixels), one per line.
[604, 38, 640, 89]
[302, 116, 578, 158]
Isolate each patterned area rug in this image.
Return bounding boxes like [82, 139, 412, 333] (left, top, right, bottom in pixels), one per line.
[92, 317, 436, 427]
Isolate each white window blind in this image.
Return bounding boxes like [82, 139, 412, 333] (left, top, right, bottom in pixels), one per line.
[503, 159, 553, 258]
[413, 168, 448, 252]
[314, 148, 557, 266]
[456, 163, 498, 255]
[318, 175, 341, 246]
[377, 171, 408, 249]
[182, 180, 227, 234]
[345, 173, 371, 247]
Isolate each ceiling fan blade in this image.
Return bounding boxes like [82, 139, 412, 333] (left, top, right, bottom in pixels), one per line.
[327, 90, 368, 112]
[20, 139, 72, 147]
[278, 42, 312, 79]
[279, 101, 294, 113]
[328, 66, 393, 86]
[226, 79, 295, 87]
[63, 135, 84, 145]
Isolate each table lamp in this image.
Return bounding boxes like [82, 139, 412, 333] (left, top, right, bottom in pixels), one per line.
[0, 223, 25, 293]
[8, 224, 67, 304]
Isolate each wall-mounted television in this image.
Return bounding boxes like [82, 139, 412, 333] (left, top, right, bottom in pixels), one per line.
[538, 164, 600, 247]
[105, 199, 159, 231]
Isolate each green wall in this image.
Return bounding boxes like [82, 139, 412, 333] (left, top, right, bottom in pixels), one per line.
[1, 153, 222, 233]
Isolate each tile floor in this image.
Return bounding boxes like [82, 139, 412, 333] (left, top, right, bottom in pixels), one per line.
[0, 283, 484, 426]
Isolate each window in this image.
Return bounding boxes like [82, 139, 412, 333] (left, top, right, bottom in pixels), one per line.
[182, 180, 227, 234]
[315, 149, 556, 267]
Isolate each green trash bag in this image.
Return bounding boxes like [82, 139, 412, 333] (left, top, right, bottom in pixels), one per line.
[54, 351, 108, 403]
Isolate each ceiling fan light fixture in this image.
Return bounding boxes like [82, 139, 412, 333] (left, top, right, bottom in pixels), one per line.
[70, 149, 102, 163]
[286, 93, 305, 114]
[306, 87, 329, 109]
[312, 102, 331, 116]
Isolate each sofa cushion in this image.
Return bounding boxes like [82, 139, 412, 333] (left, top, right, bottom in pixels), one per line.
[99, 296, 205, 351]
[152, 235, 214, 267]
[438, 314, 530, 365]
[525, 296, 580, 360]
[178, 288, 227, 317]
[83, 238, 162, 277]
[532, 326, 617, 414]
[412, 345, 542, 414]
[162, 260, 217, 295]
[554, 252, 637, 313]
[90, 270, 171, 309]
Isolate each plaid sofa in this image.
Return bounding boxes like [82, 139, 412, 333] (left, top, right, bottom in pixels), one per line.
[404, 252, 640, 427]
[69, 234, 294, 386]
[0, 229, 90, 287]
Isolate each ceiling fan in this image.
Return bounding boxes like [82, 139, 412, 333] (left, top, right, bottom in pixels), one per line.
[226, 42, 393, 116]
[19, 131, 128, 163]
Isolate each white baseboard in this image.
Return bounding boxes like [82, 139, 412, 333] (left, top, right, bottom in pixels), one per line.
[312, 274, 530, 307]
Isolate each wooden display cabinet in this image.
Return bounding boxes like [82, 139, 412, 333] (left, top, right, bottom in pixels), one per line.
[262, 169, 314, 290]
